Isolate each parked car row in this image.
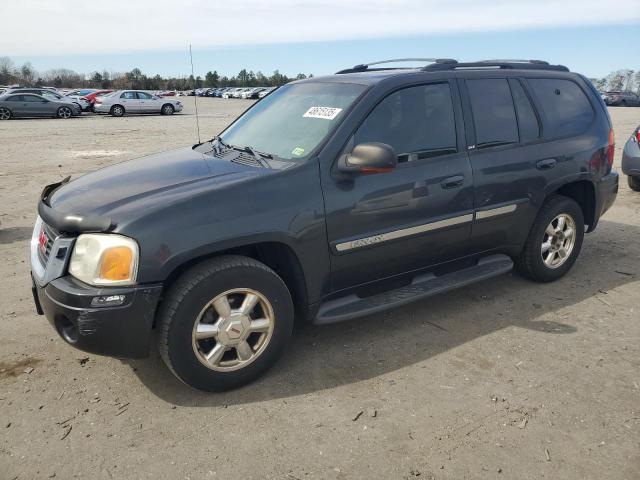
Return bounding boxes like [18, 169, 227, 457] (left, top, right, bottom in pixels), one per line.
[194, 86, 276, 99]
[0, 87, 183, 119]
[602, 91, 640, 107]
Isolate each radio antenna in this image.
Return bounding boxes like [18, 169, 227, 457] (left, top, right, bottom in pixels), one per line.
[189, 44, 201, 144]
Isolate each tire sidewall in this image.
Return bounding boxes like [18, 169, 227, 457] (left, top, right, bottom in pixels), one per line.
[527, 197, 585, 281]
[161, 104, 174, 115]
[111, 105, 124, 117]
[163, 263, 294, 391]
[628, 175, 640, 192]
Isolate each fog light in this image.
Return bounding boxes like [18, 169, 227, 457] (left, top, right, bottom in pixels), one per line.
[91, 294, 126, 307]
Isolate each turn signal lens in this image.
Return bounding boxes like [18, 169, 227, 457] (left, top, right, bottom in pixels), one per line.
[100, 247, 134, 281]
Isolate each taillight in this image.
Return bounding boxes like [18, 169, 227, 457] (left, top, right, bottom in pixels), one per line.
[635, 129, 640, 143]
[606, 128, 615, 167]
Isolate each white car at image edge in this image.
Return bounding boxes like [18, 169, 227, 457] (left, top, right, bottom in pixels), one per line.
[94, 90, 183, 117]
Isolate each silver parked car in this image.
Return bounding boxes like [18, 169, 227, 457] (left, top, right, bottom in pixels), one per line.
[93, 90, 183, 116]
[4, 88, 90, 112]
[0, 93, 81, 120]
[622, 125, 640, 191]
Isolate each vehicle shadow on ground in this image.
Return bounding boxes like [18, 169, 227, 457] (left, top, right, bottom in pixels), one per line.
[126, 219, 638, 405]
[0, 226, 33, 244]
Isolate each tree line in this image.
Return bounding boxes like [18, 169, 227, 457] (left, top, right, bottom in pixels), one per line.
[0, 57, 312, 90]
[2, 56, 638, 93]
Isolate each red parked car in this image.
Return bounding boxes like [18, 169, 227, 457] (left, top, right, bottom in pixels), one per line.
[158, 90, 176, 97]
[85, 90, 114, 110]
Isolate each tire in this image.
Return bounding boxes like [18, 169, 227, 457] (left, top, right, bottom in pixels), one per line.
[0, 107, 11, 120]
[515, 195, 584, 282]
[56, 106, 73, 119]
[110, 105, 125, 117]
[157, 255, 294, 392]
[628, 175, 640, 192]
[161, 103, 175, 115]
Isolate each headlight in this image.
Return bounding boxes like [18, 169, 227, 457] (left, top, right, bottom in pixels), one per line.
[69, 234, 139, 286]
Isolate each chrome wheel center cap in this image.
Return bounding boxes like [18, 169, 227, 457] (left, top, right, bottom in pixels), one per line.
[218, 313, 250, 345]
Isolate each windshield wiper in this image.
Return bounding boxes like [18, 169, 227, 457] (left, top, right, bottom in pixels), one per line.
[240, 145, 272, 167]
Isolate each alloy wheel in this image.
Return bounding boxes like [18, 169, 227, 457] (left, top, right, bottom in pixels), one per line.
[192, 288, 275, 372]
[541, 213, 576, 269]
[0, 108, 11, 120]
[57, 107, 72, 119]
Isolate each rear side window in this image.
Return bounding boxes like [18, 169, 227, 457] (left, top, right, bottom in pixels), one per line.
[510, 80, 540, 143]
[527, 79, 594, 138]
[467, 79, 518, 148]
[356, 83, 457, 160]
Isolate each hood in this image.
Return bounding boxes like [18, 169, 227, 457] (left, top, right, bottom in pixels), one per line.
[48, 146, 266, 223]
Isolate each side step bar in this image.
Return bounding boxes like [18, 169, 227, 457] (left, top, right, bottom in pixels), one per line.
[314, 254, 513, 325]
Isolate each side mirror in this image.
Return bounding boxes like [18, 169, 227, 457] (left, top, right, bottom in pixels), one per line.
[338, 142, 397, 174]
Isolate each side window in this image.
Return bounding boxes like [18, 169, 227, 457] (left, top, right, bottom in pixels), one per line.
[22, 95, 40, 102]
[137, 92, 152, 99]
[7, 95, 22, 102]
[510, 79, 540, 143]
[121, 91, 137, 99]
[355, 83, 457, 161]
[467, 79, 518, 148]
[527, 79, 594, 139]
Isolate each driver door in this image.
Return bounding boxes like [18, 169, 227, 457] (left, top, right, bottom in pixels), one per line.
[321, 81, 475, 291]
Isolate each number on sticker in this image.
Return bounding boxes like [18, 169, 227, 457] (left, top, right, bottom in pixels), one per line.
[303, 106, 343, 120]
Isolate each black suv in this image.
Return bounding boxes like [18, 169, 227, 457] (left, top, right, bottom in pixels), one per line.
[30, 59, 618, 391]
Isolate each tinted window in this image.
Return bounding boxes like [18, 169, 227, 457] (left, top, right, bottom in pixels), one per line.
[510, 80, 540, 143]
[121, 92, 137, 99]
[527, 79, 594, 138]
[6, 95, 22, 102]
[356, 83, 457, 159]
[467, 79, 518, 148]
[137, 92, 153, 99]
[22, 95, 42, 102]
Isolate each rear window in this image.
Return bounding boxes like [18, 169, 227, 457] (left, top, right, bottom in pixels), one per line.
[467, 79, 518, 148]
[527, 79, 594, 139]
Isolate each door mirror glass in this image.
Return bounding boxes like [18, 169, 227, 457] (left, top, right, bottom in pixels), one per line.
[339, 142, 397, 174]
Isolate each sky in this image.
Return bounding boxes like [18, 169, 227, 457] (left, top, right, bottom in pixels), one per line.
[4, 0, 640, 79]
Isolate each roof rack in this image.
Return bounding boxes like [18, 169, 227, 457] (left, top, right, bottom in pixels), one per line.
[336, 58, 457, 74]
[423, 59, 569, 72]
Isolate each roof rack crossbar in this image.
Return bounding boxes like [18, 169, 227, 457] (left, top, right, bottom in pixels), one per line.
[336, 58, 457, 74]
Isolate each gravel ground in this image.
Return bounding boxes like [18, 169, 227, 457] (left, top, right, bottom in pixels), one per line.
[0, 99, 639, 480]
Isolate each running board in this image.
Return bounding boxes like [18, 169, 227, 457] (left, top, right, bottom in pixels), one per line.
[314, 254, 513, 325]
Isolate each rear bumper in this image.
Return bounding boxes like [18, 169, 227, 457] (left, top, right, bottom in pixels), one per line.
[33, 275, 162, 359]
[592, 172, 618, 229]
[622, 142, 640, 177]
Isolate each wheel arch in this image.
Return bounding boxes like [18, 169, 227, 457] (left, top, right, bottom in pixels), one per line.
[159, 240, 310, 323]
[551, 180, 596, 230]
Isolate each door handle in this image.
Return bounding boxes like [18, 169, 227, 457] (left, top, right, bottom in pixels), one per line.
[441, 175, 464, 189]
[537, 158, 557, 170]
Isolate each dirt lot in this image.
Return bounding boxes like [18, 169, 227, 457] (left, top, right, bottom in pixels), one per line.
[0, 99, 638, 480]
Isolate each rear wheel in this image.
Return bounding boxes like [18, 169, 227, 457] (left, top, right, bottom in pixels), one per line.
[161, 104, 175, 115]
[515, 195, 584, 282]
[110, 105, 125, 117]
[0, 107, 11, 120]
[157, 255, 294, 392]
[56, 106, 73, 119]
[628, 175, 640, 192]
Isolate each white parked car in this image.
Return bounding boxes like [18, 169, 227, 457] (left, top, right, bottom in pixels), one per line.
[222, 88, 240, 99]
[93, 90, 183, 116]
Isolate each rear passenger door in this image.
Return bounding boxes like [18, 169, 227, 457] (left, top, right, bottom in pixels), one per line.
[119, 91, 140, 112]
[460, 77, 546, 252]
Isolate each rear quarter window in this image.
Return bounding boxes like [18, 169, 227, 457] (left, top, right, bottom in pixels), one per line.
[527, 78, 594, 139]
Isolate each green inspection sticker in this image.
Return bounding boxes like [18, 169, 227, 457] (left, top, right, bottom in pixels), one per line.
[291, 147, 305, 156]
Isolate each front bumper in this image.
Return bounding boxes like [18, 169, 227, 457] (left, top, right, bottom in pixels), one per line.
[33, 275, 162, 359]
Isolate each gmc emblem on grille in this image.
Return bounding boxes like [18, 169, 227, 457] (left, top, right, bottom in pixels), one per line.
[38, 229, 47, 254]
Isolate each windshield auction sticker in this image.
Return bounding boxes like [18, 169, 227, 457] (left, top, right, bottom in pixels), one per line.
[303, 106, 343, 120]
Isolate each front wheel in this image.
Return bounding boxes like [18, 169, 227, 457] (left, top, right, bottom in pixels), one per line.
[628, 175, 640, 192]
[161, 104, 175, 115]
[515, 195, 584, 282]
[56, 106, 73, 119]
[157, 255, 294, 392]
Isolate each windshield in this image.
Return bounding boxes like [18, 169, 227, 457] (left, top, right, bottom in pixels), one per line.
[221, 82, 366, 160]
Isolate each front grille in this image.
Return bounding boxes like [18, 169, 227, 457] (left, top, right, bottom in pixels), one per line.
[37, 223, 58, 267]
